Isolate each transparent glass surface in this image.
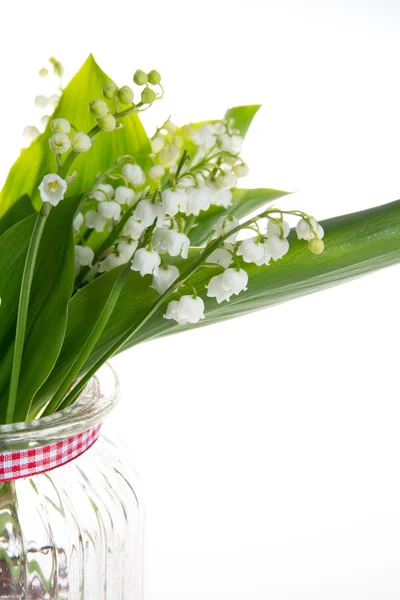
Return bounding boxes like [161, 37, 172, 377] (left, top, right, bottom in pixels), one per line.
[0, 364, 143, 599]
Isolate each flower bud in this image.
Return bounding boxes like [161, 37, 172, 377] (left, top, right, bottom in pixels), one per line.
[133, 69, 148, 85]
[49, 57, 64, 78]
[97, 114, 116, 132]
[50, 118, 71, 134]
[118, 85, 134, 105]
[89, 99, 109, 119]
[23, 125, 40, 142]
[158, 143, 180, 166]
[35, 95, 48, 109]
[151, 136, 164, 153]
[164, 120, 177, 133]
[233, 163, 249, 178]
[308, 238, 325, 254]
[149, 165, 165, 181]
[103, 80, 119, 99]
[141, 87, 156, 105]
[39, 68, 48, 78]
[148, 69, 161, 85]
[48, 94, 60, 109]
[71, 131, 92, 153]
[49, 133, 71, 154]
[40, 115, 50, 128]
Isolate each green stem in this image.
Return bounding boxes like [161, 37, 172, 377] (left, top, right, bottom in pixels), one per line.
[56, 209, 266, 410]
[6, 206, 49, 423]
[42, 261, 132, 416]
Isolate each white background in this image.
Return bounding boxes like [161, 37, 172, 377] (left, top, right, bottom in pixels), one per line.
[1, 1, 400, 598]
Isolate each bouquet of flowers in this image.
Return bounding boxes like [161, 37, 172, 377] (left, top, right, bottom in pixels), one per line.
[0, 55, 399, 425]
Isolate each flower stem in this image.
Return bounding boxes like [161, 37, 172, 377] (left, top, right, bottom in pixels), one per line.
[41, 261, 132, 416]
[6, 205, 49, 423]
[55, 209, 267, 411]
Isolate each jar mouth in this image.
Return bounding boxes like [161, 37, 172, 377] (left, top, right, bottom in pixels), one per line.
[0, 363, 119, 449]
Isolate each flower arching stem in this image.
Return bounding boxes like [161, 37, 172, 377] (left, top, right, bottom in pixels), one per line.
[6, 204, 49, 423]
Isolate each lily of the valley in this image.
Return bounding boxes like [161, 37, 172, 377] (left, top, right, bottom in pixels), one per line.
[207, 268, 248, 303]
[134, 199, 165, 227]
[131, 248, 161, 276]
[153, 228, 190, 258]
[152, 265, 180, 294]
[164, 295, 205, 325]
[122, 163, 146, 187]
[38, 174, 68, 206]
[162, 189, 188, 217]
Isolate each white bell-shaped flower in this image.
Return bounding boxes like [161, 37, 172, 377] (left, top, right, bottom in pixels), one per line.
[237, 238, 265, 263]
[98, 201, 121, 221]
[50, 118, 71, 134]
[162, 189, 188, 217]
[148, 165, 165, 181]
[85, 210, 107, 232]
[206, 245, 233, 269]
[151, 136, 164, 153]
[193, 124, 217, 150]
[114, 186, 135, 205]
[216, 170, 237, 190]
[98, 252, 126, 273]
[296, 218, 324, 241]
[71, 132, 91, 153]
[49, 133, 71, 154]
[134, 199, 165, 227]
[131, 248, 161, 276]
[186, 187, 212, 216]
[38, 174, 68, 206]
[158, 143, 180, 167]
[122, 163, 146, 186]
[164, 295, 205, 325]
[122, 217, 146, 241]
[207, 268, 248, 303]
[153, 228, 190, 258]
[233, 163, 249, 178]
[209, 186, 232, 208]
[265, 234, 289, 260]
[214, 215, 240, 243]
[75, 245, 94, 267]
[73, 212, 84, 231]
[88, 183, 114, 201]
[117, 240, 138, 260]
[152, 265, 180, 294]
[267, 219, 290, 238]
[254, 241, 272, 266]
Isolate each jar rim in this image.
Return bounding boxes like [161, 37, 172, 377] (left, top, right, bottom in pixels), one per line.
[0, 363, 119, 449]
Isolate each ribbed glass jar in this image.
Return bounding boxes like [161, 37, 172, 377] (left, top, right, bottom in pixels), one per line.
[0, 364, 143, 599]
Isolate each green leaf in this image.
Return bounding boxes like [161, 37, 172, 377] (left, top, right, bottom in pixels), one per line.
[0, 217, 36, 367]
[0, 197, 79, 421]
[0, 54, 151, 217]
[224, 104, 261, 137]
[0, 195, 36, 237]
[34, 199, 400, 410]
[189, 187, 289, 246]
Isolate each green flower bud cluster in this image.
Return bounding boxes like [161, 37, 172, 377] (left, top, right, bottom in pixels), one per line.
[132, 69, 162, 105]
[89, 99, 117, 132]
[49, 57, 64, 78]
[102, 81, 135, 105]
[48, 118, 92, 154]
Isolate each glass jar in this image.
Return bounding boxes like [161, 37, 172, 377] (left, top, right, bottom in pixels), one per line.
[0, 363, 143, 599]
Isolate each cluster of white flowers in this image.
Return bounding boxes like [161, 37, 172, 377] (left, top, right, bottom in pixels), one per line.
[48, 118, 92, 155]
[37, 67, 325, 328]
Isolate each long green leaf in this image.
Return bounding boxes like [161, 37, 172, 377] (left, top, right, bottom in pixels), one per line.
[0, 197, 79, 421]
[0, 54, 151, 217]
[0, 195, 35, 237]
[34, 199, 400, 410]
[224, 104, 261, 137]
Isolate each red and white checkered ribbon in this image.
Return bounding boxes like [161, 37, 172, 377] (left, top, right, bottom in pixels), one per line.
[0, 423, 102, 482]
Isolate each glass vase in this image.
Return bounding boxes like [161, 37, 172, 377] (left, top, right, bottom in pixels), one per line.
[0, 363, 143, 599]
